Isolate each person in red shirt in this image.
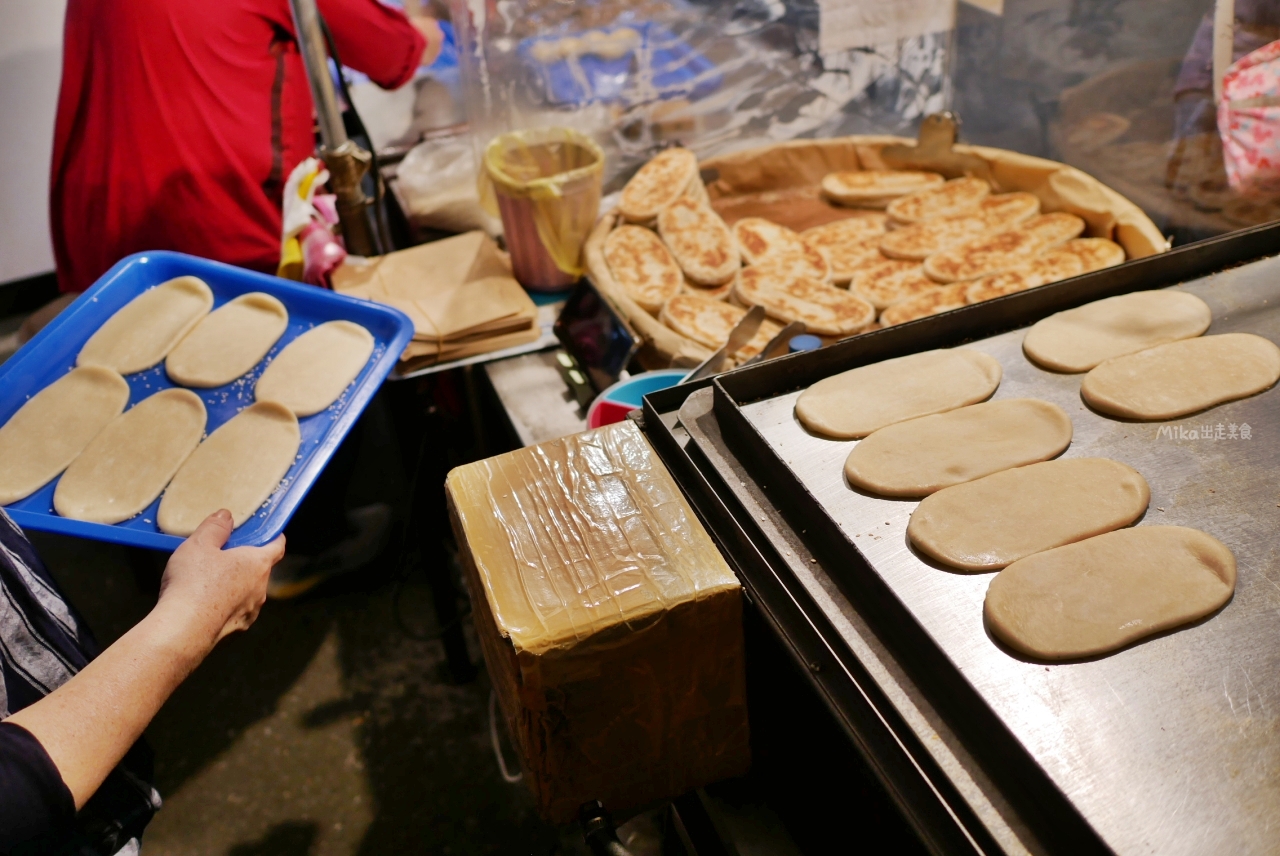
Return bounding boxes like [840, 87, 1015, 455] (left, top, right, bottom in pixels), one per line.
[50, 0, 439, 294]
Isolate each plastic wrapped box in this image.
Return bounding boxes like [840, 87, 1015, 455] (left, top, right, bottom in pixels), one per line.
[445, 420, 749, 821]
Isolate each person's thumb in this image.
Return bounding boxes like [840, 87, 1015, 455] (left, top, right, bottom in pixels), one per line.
[190, 509, 234, 550]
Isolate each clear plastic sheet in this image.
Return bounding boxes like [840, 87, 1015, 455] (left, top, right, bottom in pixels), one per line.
[446, 420, 749, 821]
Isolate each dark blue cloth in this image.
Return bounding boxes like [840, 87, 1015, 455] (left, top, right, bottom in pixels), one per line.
[0, 510, 158, 855]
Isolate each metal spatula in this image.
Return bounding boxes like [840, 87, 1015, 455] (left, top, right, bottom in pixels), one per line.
[679, 305, 767, 384]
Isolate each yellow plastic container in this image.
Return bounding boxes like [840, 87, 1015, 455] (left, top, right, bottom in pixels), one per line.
[483, 128, 604, 290]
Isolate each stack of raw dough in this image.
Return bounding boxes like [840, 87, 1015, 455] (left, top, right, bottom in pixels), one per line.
[792, 284, 1280, 660]
[602, 152, 1129, 359]
[0, 276, 377, 538]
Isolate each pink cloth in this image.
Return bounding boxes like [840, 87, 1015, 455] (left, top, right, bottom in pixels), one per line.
[1220, 38, 1280, 197]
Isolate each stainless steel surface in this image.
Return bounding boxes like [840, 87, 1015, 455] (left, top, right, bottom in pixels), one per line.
[484, 350, 587, 447]
[730, 255, 1280, 854]
[288, 0, 346, 150]
[679, 389, 1043, 856]
[682, 306, 767, 384]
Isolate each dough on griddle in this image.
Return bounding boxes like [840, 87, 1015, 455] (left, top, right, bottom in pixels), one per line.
[53, 389, 206, 525]
[985, 526, 1236, 660]
[1023, 290, 1212, 373]
[78, 276, 214, 374]
[255, 320, 375, 417]
[158, 401, 301, 536]
[907, 457, 1149, 572]
[795, 349, 1002, 439]
[166, 292, 289, 387]
[0, 367, 131, 505]
[844, 398, 1072, 497]
[1081, 333, 1280, 420]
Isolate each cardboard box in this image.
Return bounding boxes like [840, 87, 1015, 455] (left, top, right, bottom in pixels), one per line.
[446, 421, 750, 822]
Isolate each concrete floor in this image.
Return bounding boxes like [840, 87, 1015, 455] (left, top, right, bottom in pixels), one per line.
[33, 527, 589, 855]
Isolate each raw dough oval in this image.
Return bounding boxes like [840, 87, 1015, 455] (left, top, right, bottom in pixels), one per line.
[158, 402, 301, 536]
[795, 349, 1002, 439]
[907, 457, 1150, 572]
[845, 398, 1073, 497]
[165, 292, 289, 387]
[255, 321, 375, 417]
[78, 276, 214, 375]
[1023, 290, 1212, 373]
[985, 526, 1236, 660]
[53, 389, 206, 524]
[1081, 332, 1280, 420]
[0, 367, 131, 505]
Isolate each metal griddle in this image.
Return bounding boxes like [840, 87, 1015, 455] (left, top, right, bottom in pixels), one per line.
[638, 221, 1280, 855]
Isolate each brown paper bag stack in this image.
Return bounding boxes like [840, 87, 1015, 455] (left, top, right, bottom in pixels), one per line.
[333, 232, 540, 372]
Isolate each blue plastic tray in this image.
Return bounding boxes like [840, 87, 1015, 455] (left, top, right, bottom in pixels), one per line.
[0, 252, 415, 551]
[519, 23, 721, 107]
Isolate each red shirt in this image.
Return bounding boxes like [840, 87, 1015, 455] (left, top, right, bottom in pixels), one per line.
[50, 0, 425, 293]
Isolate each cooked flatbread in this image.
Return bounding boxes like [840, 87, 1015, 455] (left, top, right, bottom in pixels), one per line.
[907, 457, 1150, 571]
[618, 148, 698, 222]
[1081, 333, 1280, 420]
[604, 225, 683, 314]
[849, 259, 941, 310]
[879, 283, 969, 327]
[1023, 290, 1212, 373]
[821, 170, 945, 208]
[0, 367, 131, 505]
[880, 193, 1039, 262]
[680, 278, 734, 301]
[963, 248, 1086, 304]
[886, 177, 991, 224]
[735, 264, 874, 337]
[1056, 237, 1126, 272]
[78, 276, 214, 375]
[53, 389, 207, 525]
[165, 292, 289, 388]
[795, 348, 1002, 439]
[660, 294, 779, 357]
[157, 401, 301, 536]
[800, 214, 888, 248]
[923, 213, 1086, 283]
[801, 229, 888, 285]
[732, 218, 829, 281]
[985, 526, 1236, 660]
[657, 197, 740, 286]
[844, 398, 1073, 497]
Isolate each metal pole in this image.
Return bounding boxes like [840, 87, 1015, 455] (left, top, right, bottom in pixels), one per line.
[288, 0, 380, 257]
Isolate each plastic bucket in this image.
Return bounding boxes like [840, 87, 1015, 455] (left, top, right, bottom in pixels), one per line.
[483, 128, 604, 291]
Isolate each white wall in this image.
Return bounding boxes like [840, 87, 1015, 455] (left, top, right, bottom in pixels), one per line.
[0, 0, 66, 284]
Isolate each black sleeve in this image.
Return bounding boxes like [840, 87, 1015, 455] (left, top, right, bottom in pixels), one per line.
[0, 721, 75, 850]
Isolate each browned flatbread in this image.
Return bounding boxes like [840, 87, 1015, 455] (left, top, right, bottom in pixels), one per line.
[603, 225, 683, 314]
[963, 249, 1086, 304]
[735, 264, 875, 336]
[1057, 237, 1126, 272]
[660, 293, 777, 356]
[879, 192, 1042, 261]
[923, 213, 1086, 283]
[618, 148, 698, 222]
[886, 177, 990, 224]
[657, 197, 740, 285]
[849, 258, 942, 309]
[680, 278, 734, 301]
[801, 218, 889, 284]
[733, 218, 830, 281]
[821, 170, 945, 208]
[880, 283, 969, 327]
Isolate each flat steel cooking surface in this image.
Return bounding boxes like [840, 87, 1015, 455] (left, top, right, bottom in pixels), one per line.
[725, 255, 1280, 855]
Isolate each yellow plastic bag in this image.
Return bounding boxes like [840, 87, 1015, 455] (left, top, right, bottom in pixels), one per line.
[481, 128, 603, 286]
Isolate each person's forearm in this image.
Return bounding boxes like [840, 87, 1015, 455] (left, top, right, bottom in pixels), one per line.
[4, 601, 217, 809]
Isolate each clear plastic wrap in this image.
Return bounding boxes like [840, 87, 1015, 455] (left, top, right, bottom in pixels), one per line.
[446, 420, 749, 821]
